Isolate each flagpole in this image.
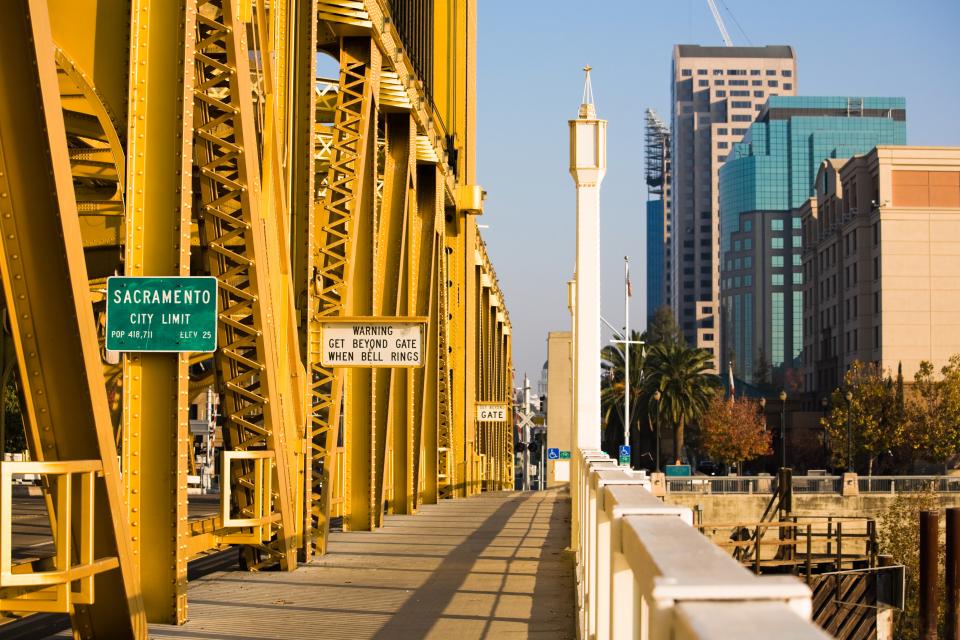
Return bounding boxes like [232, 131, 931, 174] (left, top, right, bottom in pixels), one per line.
[623, 256, 630, 462]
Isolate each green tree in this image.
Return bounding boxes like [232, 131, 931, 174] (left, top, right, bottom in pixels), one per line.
[643, 305, 683, 347]
[904, 356, 960, 465]
[600, 330, 645, 448]
[753, 348, 772, 390]
[877, 491, 943, 639]
[642, 342, 719, 463]
[698, 395, 771, 473]
[821, 361, 903, 474]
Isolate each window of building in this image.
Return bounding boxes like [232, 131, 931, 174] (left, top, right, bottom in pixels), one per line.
[792, 254, 801, 266]
[771, 219, 784, 231]
[744, 256, 752, 268]
[772, 274, 784, 286]
[744, 220, 752, 232]
[725, 260, 732, 271]
[766, 69, 776, 76]
[733, 239, 741, 250]
[733, 278, 740, 289]
[731, 90, 749, 97]
[873, 222, 879, 245]
[699, 79, 709, 87]
[732, 101, 751, 109]
[681, 69, 692, 76]
[718, 141, 729, 149]
[793, 272, 803, 285]
[772, 256, 784, 268]
[716, 90, 727, 97]
[713, 69, 723, 76]
[772, 292, 784, 364]
[734, 258, 742, 269]
[792, 235, 802, 248]
[752, 79, 762, 86]
[732, 114, 752, 122]
[717, 127, 728, 135]
[749, 69, 760, 76]
[874, 326, 880, 348]
[697, 69, 707, 75]
[792, 217, 801, 229]
[744, 274, 752, 286]
[733, 127, 747, 135]
[782, 69, 792, 77]
[873, 256, 879, 279]
[755, 105, 763, 111]
[772, 237, 784, 249]
[768, 80, 779, 87]
[715, 79, 726, 86]
[853, 263, 858, 283]
[753, 90, 764, 98]
[784, 83, 793, 90]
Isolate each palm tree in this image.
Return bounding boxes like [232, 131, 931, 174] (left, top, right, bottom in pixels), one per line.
[642, 341, 719, 463]
[600, 330, 645, 453]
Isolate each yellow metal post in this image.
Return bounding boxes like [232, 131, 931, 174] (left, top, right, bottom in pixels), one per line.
[122, 0, 194, 622]
[0, 1, 146, 634]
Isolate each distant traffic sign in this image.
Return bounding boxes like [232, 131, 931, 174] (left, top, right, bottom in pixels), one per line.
[476, 403, 509, 422]
[547, 448, 560, 460]
[665, 464, 692, 477]
[618, 445, 631, 465]
[106, 276, 217, 352]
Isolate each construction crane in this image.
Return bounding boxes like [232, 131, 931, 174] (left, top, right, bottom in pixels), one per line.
[706, 0, 734, 46]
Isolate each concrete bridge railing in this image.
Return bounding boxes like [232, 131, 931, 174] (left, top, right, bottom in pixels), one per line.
[572, 449, 831, 639]
[665, 474, 960, 496]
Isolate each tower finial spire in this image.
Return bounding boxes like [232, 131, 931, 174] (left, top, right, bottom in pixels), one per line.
[579, 66, 596, 118]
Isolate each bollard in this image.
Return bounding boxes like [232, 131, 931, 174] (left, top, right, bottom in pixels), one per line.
[948, 508, 960, 640]
[920, 510, 939, 640]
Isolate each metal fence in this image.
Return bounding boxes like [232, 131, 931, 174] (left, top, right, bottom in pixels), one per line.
[665, 475, 960, 495]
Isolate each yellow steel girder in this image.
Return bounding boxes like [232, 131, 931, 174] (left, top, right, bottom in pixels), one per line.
[0, 0, 145, 635]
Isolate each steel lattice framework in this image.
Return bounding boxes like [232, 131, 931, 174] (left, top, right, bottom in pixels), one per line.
[0, 1, 513, 636]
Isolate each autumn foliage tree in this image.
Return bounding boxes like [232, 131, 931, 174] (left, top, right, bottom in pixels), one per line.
[698, 395, 771, 473]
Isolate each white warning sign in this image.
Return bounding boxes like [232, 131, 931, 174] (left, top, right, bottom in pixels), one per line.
[476, 403, 509, 422]
[320, 321, 424, 368]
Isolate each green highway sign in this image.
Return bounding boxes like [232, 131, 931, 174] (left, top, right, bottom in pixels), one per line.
[558, 451, 571, 460]
[665, 464, 692, 477]
[106, 276, 218, 352]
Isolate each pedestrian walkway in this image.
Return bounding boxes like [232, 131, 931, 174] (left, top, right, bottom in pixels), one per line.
[148, 488, 574, 639]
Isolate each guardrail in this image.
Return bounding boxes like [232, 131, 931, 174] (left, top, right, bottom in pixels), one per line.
[573, 449, 829, 639]
[664, 474, 960, 495]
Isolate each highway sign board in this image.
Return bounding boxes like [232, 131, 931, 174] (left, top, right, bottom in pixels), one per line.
[559, 451, 571, 460]
[547, 448, 560, 460]
[106, 276, 217, 352]
[618, 445, 631, 465]
[476, 403, 508, 422]
[319, 317, 425, 367]
[665, 464, 692, 477]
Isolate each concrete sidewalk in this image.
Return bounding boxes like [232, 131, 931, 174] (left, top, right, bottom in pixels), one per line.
[149, 488, 574, 639]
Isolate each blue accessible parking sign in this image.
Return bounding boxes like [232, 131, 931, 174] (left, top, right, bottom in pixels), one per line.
[547, 448, 560, 460]
[618, 445, 631, 465]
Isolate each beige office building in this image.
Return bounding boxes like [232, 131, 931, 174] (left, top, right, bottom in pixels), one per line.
[800, 146, 960, 393]
[545, 331, 572, 486]
[671, 45, 797, 370]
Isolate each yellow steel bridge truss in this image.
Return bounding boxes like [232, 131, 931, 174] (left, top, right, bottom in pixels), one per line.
[0, 0, 513, 636]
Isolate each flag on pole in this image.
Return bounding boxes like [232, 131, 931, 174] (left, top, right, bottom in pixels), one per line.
[626, 263, 632, 297]
[728, 361, 736, 400]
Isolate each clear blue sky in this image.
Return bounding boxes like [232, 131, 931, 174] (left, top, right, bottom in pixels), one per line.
[475, 0, 960, 386]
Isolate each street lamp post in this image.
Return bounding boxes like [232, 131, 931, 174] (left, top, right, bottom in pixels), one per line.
[652, 390, 661, 472]
[779, 390, 788, 469]
[845, 390, 854, 472]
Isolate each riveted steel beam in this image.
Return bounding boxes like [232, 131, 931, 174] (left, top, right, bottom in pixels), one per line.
[0, 1, 145, 635]
[122, 0, 195, 622]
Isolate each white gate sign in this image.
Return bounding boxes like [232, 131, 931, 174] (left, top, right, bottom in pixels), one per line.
[476, 403, 508, 422]
[320, 319, 424, 367]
